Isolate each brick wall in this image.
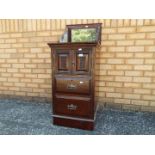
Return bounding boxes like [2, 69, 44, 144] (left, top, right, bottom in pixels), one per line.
[0, 19, 155, 110]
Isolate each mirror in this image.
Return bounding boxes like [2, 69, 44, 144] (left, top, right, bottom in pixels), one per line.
[71, 28, 97, 42]
[67, 23, 102, 43]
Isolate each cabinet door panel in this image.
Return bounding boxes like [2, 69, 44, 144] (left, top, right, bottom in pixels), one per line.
[58, 54, 68, 70]
[74, 48, 91, 74]
[55, 50, 71, 74]
[76, 53, 89, 71]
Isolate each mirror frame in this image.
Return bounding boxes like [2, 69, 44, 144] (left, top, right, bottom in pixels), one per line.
[67, 23, 102, 44]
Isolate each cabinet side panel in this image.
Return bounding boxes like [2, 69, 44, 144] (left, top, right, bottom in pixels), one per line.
[92, 47, 96, 114]
[51, 48, 56, 114]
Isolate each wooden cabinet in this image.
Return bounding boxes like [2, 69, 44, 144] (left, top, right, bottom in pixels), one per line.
[48, 23, 102, 130]
[48, 43, 97, 130]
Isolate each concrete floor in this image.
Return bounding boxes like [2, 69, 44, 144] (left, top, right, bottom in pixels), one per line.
[0, 99, 154, 135]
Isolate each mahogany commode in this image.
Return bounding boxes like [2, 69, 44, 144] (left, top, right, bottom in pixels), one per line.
[48, 24, 101, 130]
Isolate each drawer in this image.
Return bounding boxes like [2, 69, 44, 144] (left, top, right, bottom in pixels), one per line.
[55, 76, 91, 95]
[54, 95, 92, 118]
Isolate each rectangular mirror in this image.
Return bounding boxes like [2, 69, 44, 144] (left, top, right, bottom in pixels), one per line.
[67, 23, 102, 43]
[71, 28, 96, 42]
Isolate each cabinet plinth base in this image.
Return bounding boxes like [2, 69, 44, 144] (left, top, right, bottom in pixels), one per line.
[53, 117, 94, 131]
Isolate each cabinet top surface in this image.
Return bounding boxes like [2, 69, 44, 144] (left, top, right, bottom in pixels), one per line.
[48, 42, 98, 48]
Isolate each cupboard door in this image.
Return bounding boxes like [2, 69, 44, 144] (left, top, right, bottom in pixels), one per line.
[74, 48, 91, 74]
[55, 50, 71, 74]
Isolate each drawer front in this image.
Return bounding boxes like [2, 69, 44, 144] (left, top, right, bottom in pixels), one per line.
[55, 77, 91, 95]
[54, 95, 92, 118]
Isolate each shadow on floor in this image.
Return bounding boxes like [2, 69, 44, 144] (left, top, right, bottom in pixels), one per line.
[0, 99, 154, 135]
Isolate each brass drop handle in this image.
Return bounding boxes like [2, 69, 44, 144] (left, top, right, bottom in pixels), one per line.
[67, 83, 77, 90]
[67, 104, 77, 110]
